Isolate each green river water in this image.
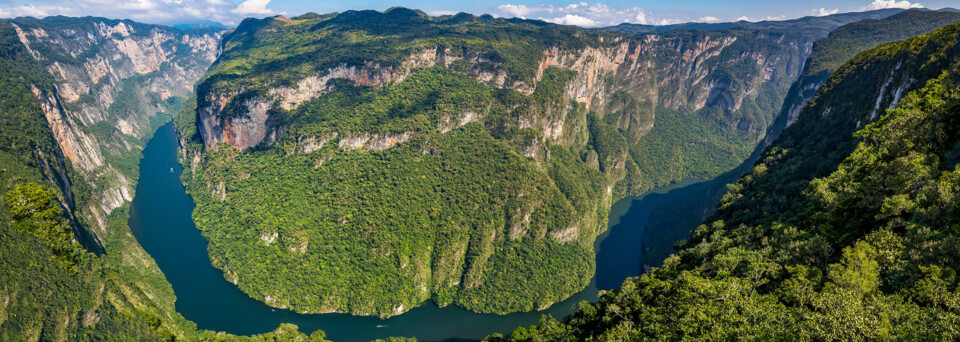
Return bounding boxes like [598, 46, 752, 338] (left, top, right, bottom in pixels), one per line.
[129, 122, 710, 341]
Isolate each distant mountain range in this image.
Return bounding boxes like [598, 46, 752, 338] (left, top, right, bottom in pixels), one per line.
[167, 19, 231, 30]
[606, 8, 912, 37]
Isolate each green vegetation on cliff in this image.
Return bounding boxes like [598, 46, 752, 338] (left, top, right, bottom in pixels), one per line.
[180, 7, 813, 317]
[0, 17, 330, 341]
[641, 8, 960, 271]
[183, 67, 605, 315]
[201, 8, 611, 103]
[491, 19, 960, 341]
[804, 9, 960, 78]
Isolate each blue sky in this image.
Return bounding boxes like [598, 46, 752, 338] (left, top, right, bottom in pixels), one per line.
[0, 0, 954, 26]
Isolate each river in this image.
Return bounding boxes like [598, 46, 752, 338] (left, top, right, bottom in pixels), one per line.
[129, 122, 710, 341]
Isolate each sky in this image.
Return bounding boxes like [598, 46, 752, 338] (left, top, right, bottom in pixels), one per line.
[0, 0, 955, 27]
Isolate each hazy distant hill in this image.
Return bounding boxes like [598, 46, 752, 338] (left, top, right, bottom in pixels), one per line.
[170, 19, 231, 30]
[607, 8, 904, 37]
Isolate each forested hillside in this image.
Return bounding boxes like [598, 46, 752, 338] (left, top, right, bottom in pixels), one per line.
[4, 5, 958, 341]
[6, 16, 221, 242]
[492, 18, 960, 341]
[765, 8, 960, 144]
[641, 8, 960, 270]
[177, 8, 812, 317]
[0, 17, 326, 341]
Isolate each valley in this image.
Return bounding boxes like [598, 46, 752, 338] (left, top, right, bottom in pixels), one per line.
[130, 120, 708, 340]
[176, 9, 813, 317]
[1, 4, 959, 341]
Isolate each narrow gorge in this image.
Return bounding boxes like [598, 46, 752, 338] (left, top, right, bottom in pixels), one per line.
[8, 17, 220, 243]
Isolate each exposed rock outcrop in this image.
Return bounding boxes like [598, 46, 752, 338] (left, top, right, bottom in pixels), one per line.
[199, 30, 810, 152]
[180, 12, 820, 317]
[10, 17, 221, 241]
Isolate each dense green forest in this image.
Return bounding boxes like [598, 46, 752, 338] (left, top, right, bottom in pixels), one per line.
[0, 17, 329, 341]
[200, 8, 616, 105]
[6, 5, 960, 341]
[490, 19, 960, 341]
[179, 7, 810, 317]
[804, 9, 960, 78]
[182, 67, 606, 315]
[640, 8, 960, 271]
[186, 9, 607, 318]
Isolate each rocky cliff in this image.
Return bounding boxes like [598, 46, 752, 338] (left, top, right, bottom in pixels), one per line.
[197, 21, 809, 152]
[176, 9, 817, 318]
[763, 9, 960, 145]
[636, 9, 960, 272]
[9, 16, 220, 241]
[492, 19, 960, 341]
[0, 17, 317, 341]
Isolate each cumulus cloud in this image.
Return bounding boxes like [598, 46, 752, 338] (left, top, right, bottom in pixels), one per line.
[0, 5, 73, 18]
[812, 8, 839, 16]
[698, 16, 719, 23]
[735, 14, 787, 22]
[545, 14, 597, 26]
[862, 0, 923, 10]
[496, 2, 680, 27]
[429, 10, 458, 16]
[496, 4, 552, 18]
[118, 0, 159, 11]
[0, 0, 284, 25]
[656, 18, 683, 25]
[231, 0, 275, 15]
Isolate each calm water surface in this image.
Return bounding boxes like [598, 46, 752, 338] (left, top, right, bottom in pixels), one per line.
[129, 122, 709, 341]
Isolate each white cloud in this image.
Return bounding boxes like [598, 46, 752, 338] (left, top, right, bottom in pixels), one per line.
[655, 18, 683, 25]
[735, 14, 787, 22]
[698, 16, 719, 23]
[812, 8, 839, 16]
[543, 14, 597, 26]
[429, 10, 458, 16]
[0, 5, 73, 18]
[496, 2, 681, 27]
[230, 0, 275, 15]
[496, 4, 552, 18]
[862, 0, 923, 10]
[0, 0, 244, 26]
[118, 0, 159, 11]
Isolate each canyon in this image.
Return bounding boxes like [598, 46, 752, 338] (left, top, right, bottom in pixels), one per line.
[3, 7, 960, 341]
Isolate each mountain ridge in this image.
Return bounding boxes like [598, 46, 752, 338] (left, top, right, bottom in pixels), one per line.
[606, 8, 905, 37]
[490, 15, 960, 342]
[637, 9, 960, 270]
[177, 7, 816, 317]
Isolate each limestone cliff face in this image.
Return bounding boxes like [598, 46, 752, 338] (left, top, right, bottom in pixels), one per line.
[198, 30, 811, 153]
[10, 17, 220, 239]
[539, 31, 809, 143]
[190, 25, 811, 259]
[761, 10, 960, 147]
[192, 28, 811, 256]
[179, 13, 823, 317]
[762, 70, 827, 147]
